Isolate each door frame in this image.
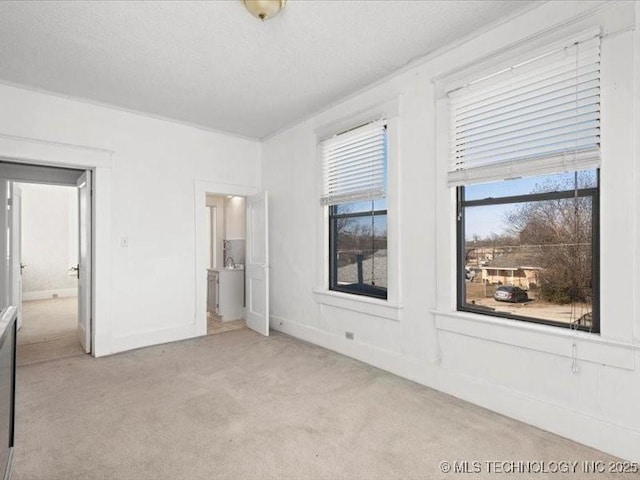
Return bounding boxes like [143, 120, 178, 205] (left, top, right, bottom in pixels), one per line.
[0, 134, 113, 357]
[76, 170, 92, 353]
[194, 181, 259, 336]
[9, 184, 22, 330]
[206, 205, 217, 269]
[1, 163, 90, 351]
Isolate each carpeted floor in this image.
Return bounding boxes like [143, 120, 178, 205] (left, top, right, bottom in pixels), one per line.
[17, 297, 85, 366]
[13, 329, 620, 480]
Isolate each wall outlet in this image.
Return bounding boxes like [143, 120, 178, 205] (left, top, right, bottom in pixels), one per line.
[120, 236, 129, 248]
[345, 331, 354, 340]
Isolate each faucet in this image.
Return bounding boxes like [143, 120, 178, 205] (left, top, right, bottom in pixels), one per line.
[225, 257, 235, 268]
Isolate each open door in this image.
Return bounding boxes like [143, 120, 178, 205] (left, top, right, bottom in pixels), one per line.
[0, 179, 9, 311]
[77, 171, 91, 353]
[245, 191, 269, 336]
[9, 184, 22, 330]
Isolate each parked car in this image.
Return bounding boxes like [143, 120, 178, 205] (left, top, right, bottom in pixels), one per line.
[493, 285, 529, 303]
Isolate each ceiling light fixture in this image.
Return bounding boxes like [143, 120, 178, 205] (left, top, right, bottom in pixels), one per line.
[243, 0, 286, 21]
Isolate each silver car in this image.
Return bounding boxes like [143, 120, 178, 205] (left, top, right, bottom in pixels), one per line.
[493, 286, 529, 303]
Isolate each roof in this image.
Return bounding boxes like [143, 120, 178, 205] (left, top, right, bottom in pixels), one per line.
[479, 247, 543, 270]
[337, 250, 387, 288]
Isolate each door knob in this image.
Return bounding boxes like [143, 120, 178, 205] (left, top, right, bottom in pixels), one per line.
[70, 265, 79, 279]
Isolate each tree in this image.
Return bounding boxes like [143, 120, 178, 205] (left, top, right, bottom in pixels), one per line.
[504, 173, 594, 304]
[464, 232, 517, 267]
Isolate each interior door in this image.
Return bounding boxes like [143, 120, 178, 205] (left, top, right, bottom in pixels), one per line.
[0, 179, 9, 311]
[245, 191, 269, 336]
[77, 171, 91, 353]
[9, 184, 22, 330]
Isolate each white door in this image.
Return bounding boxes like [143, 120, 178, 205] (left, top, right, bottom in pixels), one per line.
[0, 179, 9, 310]
[77, 171, 92, 353]
[245, 191, 269, 336]
[9, 184, 22, 330]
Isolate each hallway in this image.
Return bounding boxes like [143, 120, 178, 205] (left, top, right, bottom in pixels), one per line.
[17, 297, 84, 366]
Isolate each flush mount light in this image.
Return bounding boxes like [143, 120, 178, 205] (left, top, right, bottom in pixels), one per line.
[243, 0, 286, 21]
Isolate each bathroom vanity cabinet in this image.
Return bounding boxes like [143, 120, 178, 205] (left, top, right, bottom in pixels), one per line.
[207, 268, 244, 321]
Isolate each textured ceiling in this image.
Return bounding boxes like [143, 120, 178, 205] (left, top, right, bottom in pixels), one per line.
[0, 1, 535, 139]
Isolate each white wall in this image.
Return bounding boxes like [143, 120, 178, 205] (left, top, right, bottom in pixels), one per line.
[0, 82, 260, 355]
[205, 195, 247, 267]
[224, 196, 245, 239]
[19, 183, 78, 299]
[262, 1, 640, 462]
[206, 195, 226, 268]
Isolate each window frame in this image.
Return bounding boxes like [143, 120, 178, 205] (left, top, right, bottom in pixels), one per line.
[311, 98, 402, 319]
[456, 170, 600, 333]
[328, 201, 388, 300]
[431, 5, 637, 361]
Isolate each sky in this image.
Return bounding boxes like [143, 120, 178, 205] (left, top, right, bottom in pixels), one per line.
[464, 170, 596, 240]
[465, 204, 511, 239]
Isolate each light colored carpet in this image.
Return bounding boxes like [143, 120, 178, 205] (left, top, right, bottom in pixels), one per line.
[17, 297, 85, 366]
[13, 329, 620, 480]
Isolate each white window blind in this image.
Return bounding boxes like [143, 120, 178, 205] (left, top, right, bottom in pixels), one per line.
[320, 119, 387, 206]
[448, 34, 601, 186]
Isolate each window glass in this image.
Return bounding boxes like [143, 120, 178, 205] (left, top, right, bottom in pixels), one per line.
[330, 203, 387, 299]
[334, 199, 387, 215]
[334, 213, 387, 292]
[465, 170, 598, 201]
[459, 170, 598, 331]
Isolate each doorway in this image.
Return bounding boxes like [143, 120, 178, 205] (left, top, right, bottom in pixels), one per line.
[196, 185, 269, 338]
[15, 183, 84, 365]
[0, 161, 92, 365]
[206, 195, 247, 335]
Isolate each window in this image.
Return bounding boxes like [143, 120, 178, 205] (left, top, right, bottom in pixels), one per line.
[320, 120, 388, 300]
[457, 170, 599, 332]
[449, 33, 601, 331]
[329, 199, 387, 299]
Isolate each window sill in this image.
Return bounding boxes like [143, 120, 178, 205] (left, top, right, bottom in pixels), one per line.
[433, 309, 639, 370]
[313, 290, 403, 321]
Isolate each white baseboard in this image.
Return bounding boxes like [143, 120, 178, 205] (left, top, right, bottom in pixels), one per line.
[22, 288, 77, 301]
[271, 315, 640, 462]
